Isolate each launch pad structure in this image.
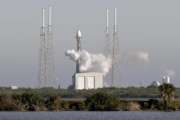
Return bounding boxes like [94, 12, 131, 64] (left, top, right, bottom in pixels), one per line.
[72, 30, 104, 90]
[39, 6, 120, 89]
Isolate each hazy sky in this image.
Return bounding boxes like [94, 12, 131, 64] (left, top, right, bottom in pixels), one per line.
[0, 0, 179, 88]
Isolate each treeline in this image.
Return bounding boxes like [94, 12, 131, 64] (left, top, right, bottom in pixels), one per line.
[0, 91, 180, 111]
[0, 85, 179, 111]
[0, 91, 85, 111]
[0, 87, 163, 98]
[0, 89, 179, 111]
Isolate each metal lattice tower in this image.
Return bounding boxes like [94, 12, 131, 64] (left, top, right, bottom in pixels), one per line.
[111, 8, 120, 87]
[104, 8, 112, 87]
[39, 6, 56, 88]
[104, 8, 120, 87]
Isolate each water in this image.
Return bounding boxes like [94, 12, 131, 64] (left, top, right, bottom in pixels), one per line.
[0, 111, 179, 120]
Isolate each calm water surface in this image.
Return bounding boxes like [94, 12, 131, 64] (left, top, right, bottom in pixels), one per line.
[0, 111, 179, 120]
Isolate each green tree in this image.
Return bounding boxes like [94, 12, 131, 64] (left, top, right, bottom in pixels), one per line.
[85, 92, 119, 111]
[158, 83, 175, 110]
[20, 92, 43, 111]
[44, 95, 61, 111]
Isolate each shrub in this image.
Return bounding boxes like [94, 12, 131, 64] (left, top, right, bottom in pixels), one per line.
[20, 92, 43, 111]
[126, 102, 141, 111]
[85, 92, 119, 111]
[68, 101, 86, 110]
[44, 95, 61, 111]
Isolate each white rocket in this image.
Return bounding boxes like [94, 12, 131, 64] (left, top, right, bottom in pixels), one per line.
[162, 76, 171, 84]
[76, 30, 82, 38]
[76, 30, 82, 73]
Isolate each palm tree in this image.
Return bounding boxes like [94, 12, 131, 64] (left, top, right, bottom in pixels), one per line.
[158, 83, 175, 110]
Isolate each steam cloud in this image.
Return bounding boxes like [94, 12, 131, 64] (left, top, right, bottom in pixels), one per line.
[65, 49, 112, 76]
[165, 69, 176, 77]
[128, 51, 150, 63]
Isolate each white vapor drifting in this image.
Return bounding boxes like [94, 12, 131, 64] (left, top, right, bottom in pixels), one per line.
[128, 51, 150, 63]
[165, 69, 176, 77]
[65, 49, 112, 76]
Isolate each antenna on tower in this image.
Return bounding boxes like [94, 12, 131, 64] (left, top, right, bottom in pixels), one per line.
[114, 8, 117, 33]
[106, 8, 109, 34]
[41, 8, 46, 35]
[48, 6, 52, 31]
[104, 8, 111, 57]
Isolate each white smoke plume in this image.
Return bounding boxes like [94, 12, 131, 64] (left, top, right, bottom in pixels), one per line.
[128, 51, 150, 63]
[165, 69, 176, 77]
[65, 49, 112, 76]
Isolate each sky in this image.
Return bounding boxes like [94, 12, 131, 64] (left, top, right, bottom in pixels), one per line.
[0, 0, 179, 88]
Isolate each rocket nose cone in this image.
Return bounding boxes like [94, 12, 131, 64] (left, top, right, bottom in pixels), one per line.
[77, 30, 82, 38]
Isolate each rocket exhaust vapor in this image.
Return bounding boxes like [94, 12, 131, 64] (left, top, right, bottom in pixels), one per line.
[127, 51, 150, 64]
[65, 49, 112, 76]
[164, 69, 176, 77]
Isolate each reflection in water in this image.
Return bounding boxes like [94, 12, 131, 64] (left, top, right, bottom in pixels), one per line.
[0, 111, 179, 120]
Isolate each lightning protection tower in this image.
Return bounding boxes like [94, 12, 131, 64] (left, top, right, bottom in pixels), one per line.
[104, 8, 120, 87]
[111, 8, 120, 87]
[104, 8, 112, 87]
[39, 6, 56, 88]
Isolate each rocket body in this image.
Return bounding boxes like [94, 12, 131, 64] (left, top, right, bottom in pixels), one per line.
[76, 30, 82, 73]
